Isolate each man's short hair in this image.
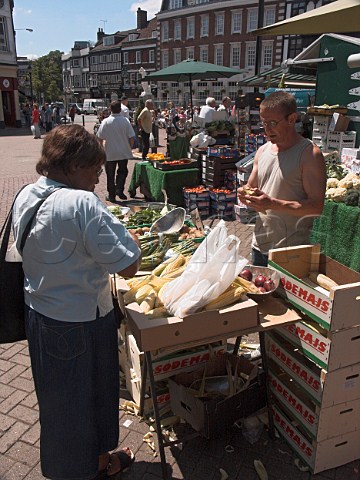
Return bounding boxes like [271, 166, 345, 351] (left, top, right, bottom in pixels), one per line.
[121, 96, 128, 101]
[261, 91, 297, 115]
[110, 100, 122, 113]
[206, 97, 216, 107]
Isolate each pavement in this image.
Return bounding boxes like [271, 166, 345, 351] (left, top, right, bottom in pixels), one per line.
[0, 119, 359, 480]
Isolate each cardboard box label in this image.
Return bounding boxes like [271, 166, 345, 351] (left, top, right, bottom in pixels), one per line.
[272, 404, 315, 469]
[280, 322, 331, 370]
[266, 334, 322, 404]
[268, 261, 332, 330]
[269, 371, 317, 437]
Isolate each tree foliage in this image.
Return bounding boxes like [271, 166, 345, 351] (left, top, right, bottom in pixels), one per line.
[31, 50, 64, 103]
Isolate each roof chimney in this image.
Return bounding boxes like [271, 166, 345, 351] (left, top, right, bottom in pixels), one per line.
[137, 7, 147, 30]
[97, 28, 105, 41]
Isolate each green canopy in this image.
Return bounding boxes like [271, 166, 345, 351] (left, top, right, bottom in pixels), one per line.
[254, 0, 360, 36]
[144, 59, 242, 114]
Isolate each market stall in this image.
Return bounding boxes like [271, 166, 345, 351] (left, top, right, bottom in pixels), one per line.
[128, 161, 199, 206]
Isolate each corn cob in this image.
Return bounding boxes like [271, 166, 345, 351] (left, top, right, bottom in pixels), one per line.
[135, 284, 155, 304]
[148, 276, 171, 292]
[158, 283, 169, 304]
[203, 286, 246, 311]
[163, 264, 187, 279]
[139, 289, 157, 313]
[235, 276, 261, 293]
[123, 275, 152, 304]
[152, 254, 180, 276]
[145, 306, 169, 319]
[309, 272, 338, 291]
[160, 254, 185, 277]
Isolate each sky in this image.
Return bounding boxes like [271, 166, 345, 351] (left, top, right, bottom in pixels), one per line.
[14, 0, 162, 59]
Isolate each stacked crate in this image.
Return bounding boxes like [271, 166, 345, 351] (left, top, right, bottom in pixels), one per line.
[265, 245, 360, 474]
[183, 188, 210, 218]
[245, 133, 267, 154]
[201, 150, 240, 189]
[326, 131, 356, 151]
[210, 190, 237, 218]
[311, 115, 331, 150]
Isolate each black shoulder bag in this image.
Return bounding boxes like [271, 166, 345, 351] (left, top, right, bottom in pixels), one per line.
[0, 189, 58, 344]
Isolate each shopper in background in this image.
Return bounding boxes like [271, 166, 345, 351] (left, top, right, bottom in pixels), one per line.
[31, 103, 41, 139]
[69, 104, 76, 124]
[137, 98, 154, 160]
[237, 91, 326, 267]
[12, 124, 141, 480]
[120, 95, 130, 119]
[97, 100, 135, 202]
[199, 97, 217, 123]
[44, 103, 53, 132]
[218, 96, 232, 119]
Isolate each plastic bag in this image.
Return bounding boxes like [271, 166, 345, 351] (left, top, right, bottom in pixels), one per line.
[30, 125, 35, 135]
[162, 220, 248, 317]
[149, 132, 155, 147]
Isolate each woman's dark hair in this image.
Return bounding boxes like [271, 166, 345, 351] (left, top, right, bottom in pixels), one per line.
[36, 124, 106, 176]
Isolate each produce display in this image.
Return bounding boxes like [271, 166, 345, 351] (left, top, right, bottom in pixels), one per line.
[205, 120, 235, 137]
[127, 209, 162, 227]
[146, 153, 166, 161]
[325, 169, 360, 207]
[238, 266, 279, 295]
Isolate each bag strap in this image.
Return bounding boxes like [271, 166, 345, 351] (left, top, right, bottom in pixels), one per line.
[0, 186, 63, 261]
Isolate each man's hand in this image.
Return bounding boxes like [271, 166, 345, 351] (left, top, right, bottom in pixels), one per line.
[237, 186, 271, 213]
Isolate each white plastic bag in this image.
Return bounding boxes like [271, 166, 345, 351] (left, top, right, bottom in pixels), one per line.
[149, 132, 155, 147]
[162, 220, 248, 317]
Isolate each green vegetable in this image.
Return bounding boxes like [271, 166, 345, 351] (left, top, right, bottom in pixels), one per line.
[326, 164, 347, 181]
[344, 189, 360, 207]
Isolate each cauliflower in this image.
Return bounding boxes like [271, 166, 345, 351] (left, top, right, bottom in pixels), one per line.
[338, 178, 353, 189]
[329, 187, 347, 202]
[352, 178, 360, 190]
[325, 188, 337, 199]
[326, 177, 339, 189]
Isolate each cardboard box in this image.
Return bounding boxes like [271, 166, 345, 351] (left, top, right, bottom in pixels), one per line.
[266, 332, 360, 407]
[124, 360, 170, 416]
[278, 319, 360, 371]
[272, 403, 360, 474]
[328, 113, 351, 132]
[127, 333, 226, 381]
[268, 245, 360, 332]
[168, 353, 266, 438]
[268, 367, 360, 441]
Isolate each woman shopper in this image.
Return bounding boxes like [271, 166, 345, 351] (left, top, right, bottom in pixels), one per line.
[31, 103, 41, 139]
[12, 125, 141, 480]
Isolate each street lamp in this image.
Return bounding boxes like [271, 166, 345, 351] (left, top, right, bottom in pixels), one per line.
[27, 64, 34, 104]
[15, 28, 34, 32]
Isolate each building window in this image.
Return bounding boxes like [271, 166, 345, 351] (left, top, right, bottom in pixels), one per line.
[200, 46, 208, 63]
[214, 45, 223, 66]
[246, 42, 256, 68]
[0, 17, 8, 52]
[215, 13, 224, 35]
[103, 36, 115, 46]
[73, 59, 79, 67]
[201, 15, 209, 37]
[136, 51, 141, 64]
[262, 43, 273, 67]
[186, 47, 194, 60]
[231, 45, 241, 68]
[232, 11, 242, 33]
[247, 9, 258, 32]
[113, 53, 119, 62]
[128, 33, 138, 41]
[196, 0, 209, 3]
[170, 0, 182, 8]
[101, 55, 107, 63]
[162, 22, 169, 42]
[264, 8, 276, 26]
[162, 51, 169, 68]
[174, 49, 181, 64]
[187, 17, 195, 39]
[123, 52, 129, 64]
[149, 49, 155, 63]
[174, 19, 181, 40]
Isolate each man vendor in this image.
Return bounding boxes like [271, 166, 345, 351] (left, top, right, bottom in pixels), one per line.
[238, 91, 326, 266]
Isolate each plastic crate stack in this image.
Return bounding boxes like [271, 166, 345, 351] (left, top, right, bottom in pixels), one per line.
[326, 131, 356, 151]
[265, 245, 360, 475]
[183, 188, 210, 218]
[311, 115, 331, 150]
[210, 190, 237, 218]
[245, 133, 267, 154]
[224, 169, 238, 191]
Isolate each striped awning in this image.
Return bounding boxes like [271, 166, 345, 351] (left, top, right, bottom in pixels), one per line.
[239, 67, 316, 88]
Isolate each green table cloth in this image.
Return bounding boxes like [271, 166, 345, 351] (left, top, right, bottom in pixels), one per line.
[311, 200, 360, 272]
[168, 136, 190, 160]
[128, 161, 199, 207]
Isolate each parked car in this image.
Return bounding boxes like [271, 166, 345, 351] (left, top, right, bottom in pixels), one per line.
[83, 99, 107, 115]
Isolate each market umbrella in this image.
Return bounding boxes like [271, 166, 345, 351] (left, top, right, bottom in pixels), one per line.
[144, 59, 242, 116]
[254, 0, 360, 36]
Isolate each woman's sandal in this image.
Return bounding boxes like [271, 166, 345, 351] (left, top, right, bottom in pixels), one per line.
[106, 447, 135, 477]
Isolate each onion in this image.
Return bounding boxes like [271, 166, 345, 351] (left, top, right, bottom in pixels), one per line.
[263, 279, 275, 292]
[254, 274, 267, 288]
[240, 268, 253, 281]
